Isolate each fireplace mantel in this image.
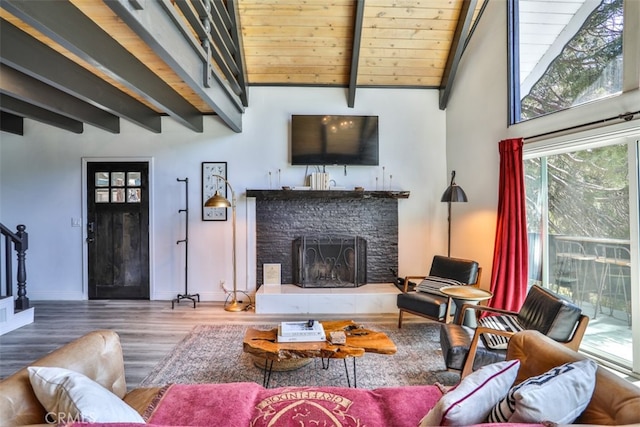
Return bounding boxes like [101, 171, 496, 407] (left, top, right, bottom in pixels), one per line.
[246, 189, 410, 201]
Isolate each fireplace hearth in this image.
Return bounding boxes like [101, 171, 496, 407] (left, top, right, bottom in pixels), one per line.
[293, 236, 366, 288]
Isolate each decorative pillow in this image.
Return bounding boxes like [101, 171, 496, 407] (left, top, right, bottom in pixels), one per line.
[27, 366, 145, 423]
[416, 276, 463, 293]
[487, 359, 597, 424]
[419, 359, 520, 426]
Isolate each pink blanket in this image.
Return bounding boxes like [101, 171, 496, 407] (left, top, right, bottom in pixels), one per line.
[145, 382, 442, 426]
[68, 382, 546, 426]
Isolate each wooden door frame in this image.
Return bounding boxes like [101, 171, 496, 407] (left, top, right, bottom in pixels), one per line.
[81, 157, 155, 300]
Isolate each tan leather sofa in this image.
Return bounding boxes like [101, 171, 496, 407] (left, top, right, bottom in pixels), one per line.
[0, 330, 160, 427]
[1, 329, 639, 426]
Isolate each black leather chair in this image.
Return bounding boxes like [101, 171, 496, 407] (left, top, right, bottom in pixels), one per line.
[396, 256, 481, 328]
[440, 284, 589, 377]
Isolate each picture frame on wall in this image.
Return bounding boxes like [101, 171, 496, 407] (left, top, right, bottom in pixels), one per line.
[202, 162, 228, 221]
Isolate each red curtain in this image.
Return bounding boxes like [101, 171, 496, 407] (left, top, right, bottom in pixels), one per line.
[488, 138, 528, 312]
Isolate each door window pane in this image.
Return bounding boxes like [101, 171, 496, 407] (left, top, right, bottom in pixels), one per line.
[127, 172, 141, 186]
[95, 172, 109, 187]
[111, 172, 125, 187]
[127, 188, 141, 203]
[95, 189, 109, 203]
[111, 188, 125, 203]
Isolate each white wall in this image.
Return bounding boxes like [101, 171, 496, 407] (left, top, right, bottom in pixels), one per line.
[444, 0, 509, 290]
[0, 87, 451, 301]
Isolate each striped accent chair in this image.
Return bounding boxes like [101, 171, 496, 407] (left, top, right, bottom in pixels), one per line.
[396, 256, 481, 327]
[440, 285, 590, 378]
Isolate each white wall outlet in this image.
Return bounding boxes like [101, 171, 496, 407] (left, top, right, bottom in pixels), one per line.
[71, 218, 82, 227]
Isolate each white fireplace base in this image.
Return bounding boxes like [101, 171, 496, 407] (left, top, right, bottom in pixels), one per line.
[255, 283, 401, 314]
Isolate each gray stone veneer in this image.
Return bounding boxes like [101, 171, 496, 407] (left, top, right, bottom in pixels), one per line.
[254, 197, 398, 287]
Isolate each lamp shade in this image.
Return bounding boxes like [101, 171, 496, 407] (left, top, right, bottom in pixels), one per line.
[440, 185, 468, 203]
[440, 170, 468, 203]
[204, 191, 231, 208]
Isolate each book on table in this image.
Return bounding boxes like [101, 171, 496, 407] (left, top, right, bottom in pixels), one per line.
[277, 321, 326, 342]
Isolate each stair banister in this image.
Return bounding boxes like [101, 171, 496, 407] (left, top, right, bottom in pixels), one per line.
[0, 223, 29, 310]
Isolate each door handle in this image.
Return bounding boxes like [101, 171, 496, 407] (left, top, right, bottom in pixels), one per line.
[86, 222, 95, 243]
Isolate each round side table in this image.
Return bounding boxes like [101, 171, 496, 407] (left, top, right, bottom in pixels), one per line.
[440, 286, 493, 327]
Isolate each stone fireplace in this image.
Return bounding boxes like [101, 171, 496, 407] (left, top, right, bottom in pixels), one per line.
[293, 236, 366, 288]
[247, 190, 409, 289]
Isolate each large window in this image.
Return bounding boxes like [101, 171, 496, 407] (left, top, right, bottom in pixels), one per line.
[524, 133, 639, 372]
[509, 0, 638, 125]
[510, 0, 640, 376]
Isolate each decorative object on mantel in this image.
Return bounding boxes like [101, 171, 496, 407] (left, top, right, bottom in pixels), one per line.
[441, 170, 468, 257]
[172, 178, 200, 309]
[202, 162, 227, 221]
[245, 189, 410, 200]
[204, 174, 251, 312]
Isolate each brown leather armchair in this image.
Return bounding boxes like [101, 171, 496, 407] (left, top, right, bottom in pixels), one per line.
[396, 255, 481, 327]
[440, 284, 589, 378]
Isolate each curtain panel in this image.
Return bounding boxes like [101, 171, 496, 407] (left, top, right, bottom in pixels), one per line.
[489, 138, 529, 311]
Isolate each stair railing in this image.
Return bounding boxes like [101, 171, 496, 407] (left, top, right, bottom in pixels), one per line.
[0, 223, 29, 310]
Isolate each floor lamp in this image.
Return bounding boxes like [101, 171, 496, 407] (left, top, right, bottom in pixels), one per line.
[441, 170, 468, 257]
[204, 174, 244, 312]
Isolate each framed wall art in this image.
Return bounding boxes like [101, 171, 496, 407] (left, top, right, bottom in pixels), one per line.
[202, 161, 228, 221]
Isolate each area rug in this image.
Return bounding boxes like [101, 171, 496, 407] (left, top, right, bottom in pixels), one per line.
[139, 322, 459, 389]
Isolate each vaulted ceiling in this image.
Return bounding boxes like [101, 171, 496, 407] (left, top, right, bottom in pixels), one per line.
[0, 0, 486, 136]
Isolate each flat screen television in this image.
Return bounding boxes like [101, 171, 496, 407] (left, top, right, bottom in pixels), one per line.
[290, 115, 379, 166]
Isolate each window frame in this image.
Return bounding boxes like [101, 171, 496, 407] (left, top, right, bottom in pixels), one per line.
[507, 0, 640, 138]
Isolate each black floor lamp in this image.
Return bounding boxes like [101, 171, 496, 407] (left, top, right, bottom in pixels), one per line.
[441, 170, 468, 257]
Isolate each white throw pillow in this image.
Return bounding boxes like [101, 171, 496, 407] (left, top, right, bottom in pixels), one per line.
[487, 359, 597, 424]
[27, 366, 145, 424]
[419, 359, 520, 426]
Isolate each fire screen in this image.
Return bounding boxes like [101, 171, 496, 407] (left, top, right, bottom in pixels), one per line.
[293, 236, 367, 288]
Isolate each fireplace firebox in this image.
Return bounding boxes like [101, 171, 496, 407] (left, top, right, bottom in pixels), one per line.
[293, 236, 367, 288]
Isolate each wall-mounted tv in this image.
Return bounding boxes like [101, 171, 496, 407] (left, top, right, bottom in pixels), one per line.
[290, 115, 379, 166]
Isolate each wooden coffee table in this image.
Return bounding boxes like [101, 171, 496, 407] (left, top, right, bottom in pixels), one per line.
[243, 320, 396, 388]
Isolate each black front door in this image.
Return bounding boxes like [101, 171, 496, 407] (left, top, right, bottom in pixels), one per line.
[87, 162, 150, 299]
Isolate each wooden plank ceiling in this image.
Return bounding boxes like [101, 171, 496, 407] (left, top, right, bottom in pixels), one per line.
[0, 0, 485, 135]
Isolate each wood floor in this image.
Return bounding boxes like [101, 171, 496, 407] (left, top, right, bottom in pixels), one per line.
[0, 300, 426, 389]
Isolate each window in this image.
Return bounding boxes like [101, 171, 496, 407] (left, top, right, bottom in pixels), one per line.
[524, 133, 639, 372]
[509, 0, 636, 125]
[94, 171, 142, 204]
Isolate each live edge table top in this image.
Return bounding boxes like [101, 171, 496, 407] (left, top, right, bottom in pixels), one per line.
[243, 320, 397, 362]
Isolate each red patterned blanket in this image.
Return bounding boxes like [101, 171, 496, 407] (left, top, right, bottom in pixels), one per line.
[145, 382, 441, 426]
[67, 382, 546, 426]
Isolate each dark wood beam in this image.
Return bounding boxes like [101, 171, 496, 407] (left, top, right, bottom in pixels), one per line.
[1, 0, 204, 132]
[106, 0, 243, 132]
[439, 0, 478, 110]
[0, 19, 161, 133]
[347, 0, 365, 108]
[0, 64, 118, 133]
[0, 94, 83, 134]
[0, 111, 24, 135]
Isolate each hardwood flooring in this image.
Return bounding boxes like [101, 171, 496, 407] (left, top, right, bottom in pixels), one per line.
[4, 300, 638, 390]
[0, 300, 424, 389]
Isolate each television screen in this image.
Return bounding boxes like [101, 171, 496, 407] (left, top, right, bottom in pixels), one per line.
[290, 115, 379, 166]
